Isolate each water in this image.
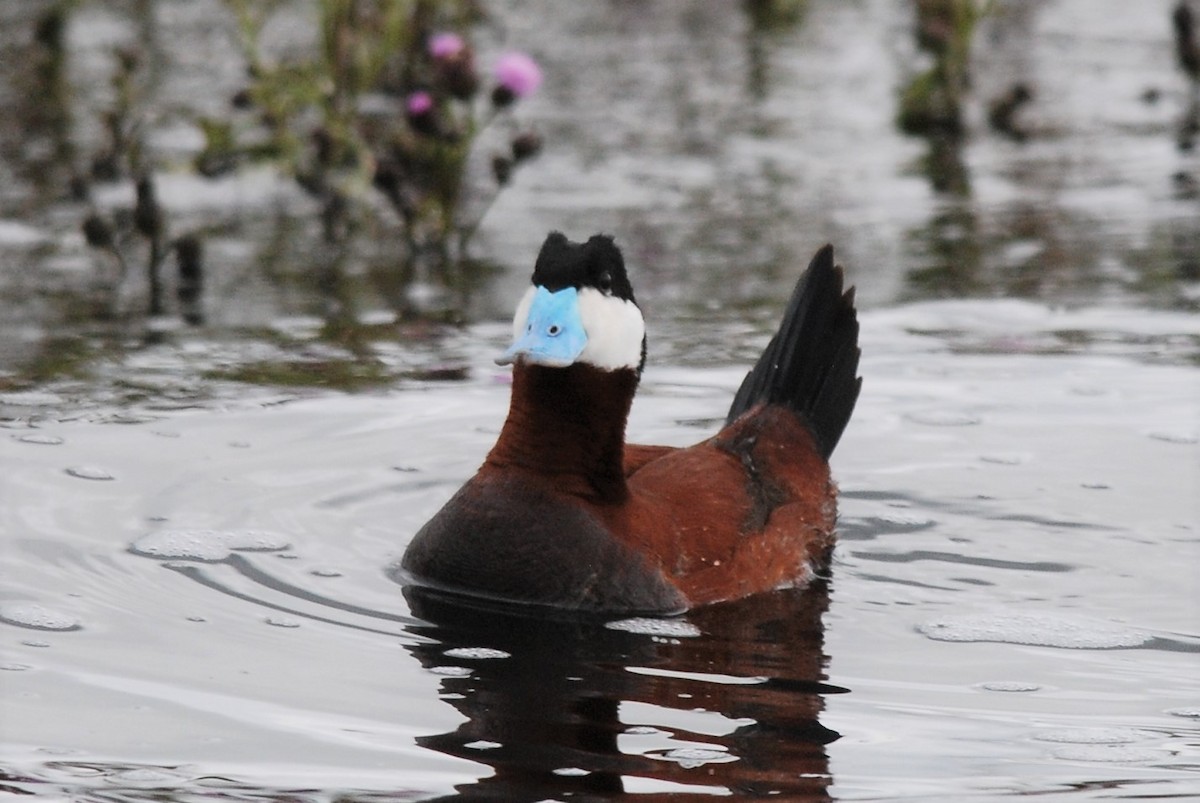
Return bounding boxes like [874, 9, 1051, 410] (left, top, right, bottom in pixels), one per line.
[2, 0, 1200, 800]
[2, 304, 1197, 800]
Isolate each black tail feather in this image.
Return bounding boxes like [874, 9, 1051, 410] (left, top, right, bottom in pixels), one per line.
[726, 244, 861, 459]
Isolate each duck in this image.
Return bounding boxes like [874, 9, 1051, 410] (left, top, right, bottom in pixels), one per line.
[399, 232, 860, 614]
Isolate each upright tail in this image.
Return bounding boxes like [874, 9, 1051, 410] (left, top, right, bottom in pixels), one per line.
[726, 244, 861, 459]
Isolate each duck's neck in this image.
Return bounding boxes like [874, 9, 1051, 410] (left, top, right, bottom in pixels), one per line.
[485, 363, 638, 503]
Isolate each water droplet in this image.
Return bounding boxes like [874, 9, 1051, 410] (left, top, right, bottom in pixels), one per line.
[264, 616, 300, 628]
[16, 433, 63, 445]
[428, 665, 472, 677]
[605, 618, 701, 638]
[443, 647, 511, 660]
[0, 603, 82, 632]
[65, 466, 114, 481]
[980, 681, 1041, 693]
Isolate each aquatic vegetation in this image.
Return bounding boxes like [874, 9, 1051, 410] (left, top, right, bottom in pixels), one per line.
[221, 0, 545, 299]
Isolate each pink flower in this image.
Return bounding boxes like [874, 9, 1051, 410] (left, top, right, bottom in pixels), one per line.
[406, 91, 434, 116]
[428, 32, 465, 61]
[493, 52, 542, 98]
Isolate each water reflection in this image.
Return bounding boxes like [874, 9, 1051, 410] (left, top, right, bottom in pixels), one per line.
[401, 583, 841, 801]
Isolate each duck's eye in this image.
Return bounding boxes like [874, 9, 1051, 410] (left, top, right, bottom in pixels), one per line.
[598, 272, 612, 293]
[547, 324, 561, 336]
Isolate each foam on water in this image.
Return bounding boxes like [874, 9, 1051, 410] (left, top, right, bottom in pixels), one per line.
[917, 613, 1151, 649]
[651, 747, 738, 769]
[442, 647, 511, 660]
[0, 602, 82, 632]
[129, 529, 291, 562]
[605, 618, 702, 638]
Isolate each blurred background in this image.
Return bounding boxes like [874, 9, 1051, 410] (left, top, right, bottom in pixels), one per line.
[1, 0, 1197, 405]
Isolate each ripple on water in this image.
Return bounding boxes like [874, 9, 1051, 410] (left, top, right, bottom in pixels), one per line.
[0, 391, 64, 407]
[605, 618, 702, 638]
[1034, 727, 1148, 744]
[130, 529, 291, 562]
[917, 613, 1151, 649]
[0, 602, 82, 632]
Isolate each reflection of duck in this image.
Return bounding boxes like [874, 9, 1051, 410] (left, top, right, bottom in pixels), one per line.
[403, 583, 840, 801]
[400, 233, 860, 612]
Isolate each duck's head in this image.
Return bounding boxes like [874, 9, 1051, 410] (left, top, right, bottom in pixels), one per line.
[497, 232, 646, 374]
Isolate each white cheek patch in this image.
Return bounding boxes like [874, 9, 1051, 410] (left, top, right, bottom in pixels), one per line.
[576, 287, 645, 371]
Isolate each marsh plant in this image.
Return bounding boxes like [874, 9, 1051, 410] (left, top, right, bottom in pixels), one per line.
[81, 0, 544, 322]
[220, 0, 544, 305]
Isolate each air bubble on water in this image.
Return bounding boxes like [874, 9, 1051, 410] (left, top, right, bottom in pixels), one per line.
[0, 602, 82, 632]
[917, 613, 1151, 649]
[605, 618, 701, 638]
[428, 665, 473, 677]
[443, 647, 511, 660]
[130, 529, 291, 562]
[464, 740, 502, 750]
[653, 747, 738, 769]
[1034, 727, 1146, 744]
[16, 433, 63, 445]
[65, 466, 114, 481]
